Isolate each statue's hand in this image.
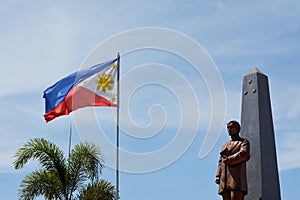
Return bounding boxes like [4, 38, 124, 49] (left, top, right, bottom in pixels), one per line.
[223, 157, 230, 165]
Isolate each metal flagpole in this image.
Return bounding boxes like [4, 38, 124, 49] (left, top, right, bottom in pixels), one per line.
[68, 120, 72, 159]
[68, 120, 72, 200]
[116, 53, 120, 199]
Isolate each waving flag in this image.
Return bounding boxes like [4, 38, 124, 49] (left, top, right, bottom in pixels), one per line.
[43, 58, 118, 122]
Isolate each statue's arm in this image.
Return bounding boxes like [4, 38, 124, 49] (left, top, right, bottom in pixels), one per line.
[227, 140, 250, 166]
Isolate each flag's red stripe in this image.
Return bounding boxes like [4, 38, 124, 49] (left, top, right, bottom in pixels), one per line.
[44, 86, 116, 122]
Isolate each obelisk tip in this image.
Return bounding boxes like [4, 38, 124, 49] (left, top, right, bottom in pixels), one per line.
[245, 67, 265, 75]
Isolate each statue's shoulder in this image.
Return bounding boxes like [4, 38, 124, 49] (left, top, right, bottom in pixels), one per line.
[221, 140, 231, 149]
[240, 137, 250, 144]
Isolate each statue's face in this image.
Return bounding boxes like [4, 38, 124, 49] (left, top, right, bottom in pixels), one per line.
[227, 122, 239, 136]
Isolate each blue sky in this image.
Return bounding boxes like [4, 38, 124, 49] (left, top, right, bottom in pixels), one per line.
[1, 0, 300, 199]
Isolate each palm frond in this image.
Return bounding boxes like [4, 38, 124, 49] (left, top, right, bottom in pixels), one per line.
[78, 179, 118, 200]
[67, 141, 105, 195]
[13, 138, 65, 170]
[13, 138, 68, 190]
[18, 169, 64, 200]
[14, 138, 108, 200]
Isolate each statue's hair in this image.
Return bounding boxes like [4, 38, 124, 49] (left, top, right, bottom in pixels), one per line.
[227, 120, 241, 132]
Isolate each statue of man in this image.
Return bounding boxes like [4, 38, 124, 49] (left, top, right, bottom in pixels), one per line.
[215, 120, 250, 200]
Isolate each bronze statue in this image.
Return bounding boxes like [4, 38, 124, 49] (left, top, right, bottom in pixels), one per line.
[216, 120, 250, 200]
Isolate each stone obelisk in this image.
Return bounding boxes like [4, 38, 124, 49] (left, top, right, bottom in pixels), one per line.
[240, 68, 281, 200]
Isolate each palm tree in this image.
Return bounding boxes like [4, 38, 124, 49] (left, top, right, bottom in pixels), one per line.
[78, 179, 117, 200]
[13, 138, 115, 200]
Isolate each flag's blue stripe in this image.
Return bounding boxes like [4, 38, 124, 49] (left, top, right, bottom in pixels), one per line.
[43, 58, 117, 113]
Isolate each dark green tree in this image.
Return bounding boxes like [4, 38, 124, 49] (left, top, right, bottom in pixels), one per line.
[13, 138, 116, 200]
[78, 179, 117, 200]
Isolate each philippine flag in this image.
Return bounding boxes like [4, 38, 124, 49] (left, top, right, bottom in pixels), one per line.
[43, 58, 118, 122]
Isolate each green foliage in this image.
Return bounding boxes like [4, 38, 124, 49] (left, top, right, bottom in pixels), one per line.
[13, 138, 115, 200]
[67, 141, 105, 196]
[78, 179, 118, 200]
[19, 170, 64, 200]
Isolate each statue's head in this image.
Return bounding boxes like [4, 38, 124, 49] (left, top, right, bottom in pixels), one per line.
[227, 120, 240, 136]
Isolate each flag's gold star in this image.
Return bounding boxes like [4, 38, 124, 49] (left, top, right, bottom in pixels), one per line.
[82, 80, 88, 85]
[112, 63, 117, 69]
[111, 96, 117, 102]
[95, 73, 114, 92]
